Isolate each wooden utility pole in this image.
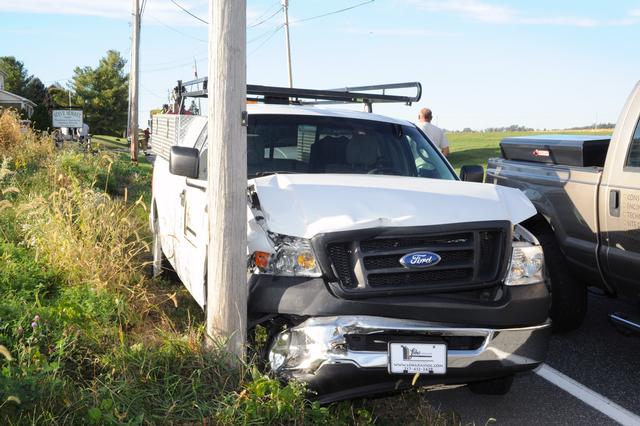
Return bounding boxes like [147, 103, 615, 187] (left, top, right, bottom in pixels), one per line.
[282, 0, 293, 88]
[206, 0, 248, 358]
[129, 0, 140, 162]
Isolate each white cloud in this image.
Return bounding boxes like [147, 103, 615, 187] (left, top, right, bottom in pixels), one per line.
[404, 0, 640, 27]
[407, 0, 516, 23]
[341, 27, 457, 37]
[0, 0, 253, 27]
[0, 0, 130, 19]
[521, 17, 599, 27]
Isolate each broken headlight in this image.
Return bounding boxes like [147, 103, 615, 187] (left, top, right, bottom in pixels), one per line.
[251, 234, 322, 277]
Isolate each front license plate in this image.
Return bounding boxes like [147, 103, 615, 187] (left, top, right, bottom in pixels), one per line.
[388, 342, 447, 375]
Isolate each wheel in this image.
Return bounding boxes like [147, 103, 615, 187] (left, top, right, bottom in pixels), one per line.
[526, 220, 587, 332]
[468, 375, 514, 395]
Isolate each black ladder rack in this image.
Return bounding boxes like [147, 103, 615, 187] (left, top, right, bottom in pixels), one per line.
[176, 77, 421, 112]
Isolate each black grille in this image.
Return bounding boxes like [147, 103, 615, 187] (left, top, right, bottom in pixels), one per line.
[363, 250, 473, 271]
[368, 269, 472, 287]
[360, 233, 472, 253]
[322, 224, 508, 297]
[327, 243, 357, 288]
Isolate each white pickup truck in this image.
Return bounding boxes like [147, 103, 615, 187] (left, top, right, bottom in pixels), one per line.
[150, 83, 551, 402]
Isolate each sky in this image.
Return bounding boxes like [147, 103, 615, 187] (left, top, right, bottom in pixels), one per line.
[0, 0, 639, 130]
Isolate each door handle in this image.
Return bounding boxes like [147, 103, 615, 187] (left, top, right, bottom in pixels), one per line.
[180, 190, 186, 207]
[609, 189, 620, 217]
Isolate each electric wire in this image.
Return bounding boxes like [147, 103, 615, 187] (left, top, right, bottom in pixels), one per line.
[248, 23, 284, 44]
[140, 0, 148, 17]
[146, 14, 207, 43]
[169, 0, 208, 24]
[247, 6, 283, 29]
[292, 0, 375, 24]
[248, 25, 284, 56]
[247, 1, 281, 26]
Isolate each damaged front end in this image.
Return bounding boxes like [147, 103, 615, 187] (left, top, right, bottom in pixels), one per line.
[266, 316, 550, 402]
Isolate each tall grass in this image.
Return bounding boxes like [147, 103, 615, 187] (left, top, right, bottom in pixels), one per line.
[0, 111, 385, 425]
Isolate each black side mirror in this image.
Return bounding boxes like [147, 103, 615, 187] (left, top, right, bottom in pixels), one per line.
[169, 146, 199, 178]
[460, 165, 484, 183]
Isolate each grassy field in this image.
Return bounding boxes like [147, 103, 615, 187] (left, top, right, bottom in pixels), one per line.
[447, 129, 613, 172]
[91, 134, 129, 151]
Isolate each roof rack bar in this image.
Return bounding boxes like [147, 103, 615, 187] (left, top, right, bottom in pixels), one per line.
[179, 77, 422, 107]
[329, 82, 422, 102]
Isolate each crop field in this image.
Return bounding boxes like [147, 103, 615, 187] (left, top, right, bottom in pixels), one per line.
[447, 129, 613, 172]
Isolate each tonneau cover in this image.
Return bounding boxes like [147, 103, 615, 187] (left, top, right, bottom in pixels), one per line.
[500, 134, 611, 167]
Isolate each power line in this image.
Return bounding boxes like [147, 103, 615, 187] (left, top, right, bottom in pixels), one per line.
[292, 0, 375, 24]
[141, 83, 167, 100]
[247, 1, 281, 26]
[248, 25, 284, 56]
[146, 14, 207, 42]
[247, 5, 282, 29]
[248, 23, 284, 44]
[144, 51, 208, 67]
[142, 58, 199, 73]
[140, 0, 148, 16]
[169, 0, 208, 24]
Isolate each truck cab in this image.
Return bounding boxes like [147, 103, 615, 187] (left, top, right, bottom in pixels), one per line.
[150, 82, 551, 402]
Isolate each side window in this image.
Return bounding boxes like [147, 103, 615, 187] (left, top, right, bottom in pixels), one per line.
[626, 118, 640, 168]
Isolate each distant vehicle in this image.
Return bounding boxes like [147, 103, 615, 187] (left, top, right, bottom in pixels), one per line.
[487, 81, 640, 332]
[150, 80, 551, 402]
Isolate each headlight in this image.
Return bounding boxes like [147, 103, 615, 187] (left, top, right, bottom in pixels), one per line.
[251, 234, 322, 277]
[505, 225, 545, 286]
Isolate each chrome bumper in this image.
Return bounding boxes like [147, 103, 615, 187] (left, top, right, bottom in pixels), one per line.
[269, 316, 551, 375]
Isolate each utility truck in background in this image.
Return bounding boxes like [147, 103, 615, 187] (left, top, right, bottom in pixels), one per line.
[150, 79, 551, 402]
[488, 81, 640, 333]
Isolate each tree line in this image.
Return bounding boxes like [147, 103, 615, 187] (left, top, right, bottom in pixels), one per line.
[0, 50, 128, 135]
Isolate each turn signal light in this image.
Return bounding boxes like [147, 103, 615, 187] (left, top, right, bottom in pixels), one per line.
[254, 251, 271, 270]
[297, 251, 316, 270]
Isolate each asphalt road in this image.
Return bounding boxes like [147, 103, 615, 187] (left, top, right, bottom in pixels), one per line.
[423, 293, 640, 424]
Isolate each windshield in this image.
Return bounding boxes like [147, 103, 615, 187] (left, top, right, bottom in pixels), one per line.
[196, 114, 456, 180]
[247, 114, 456, 180]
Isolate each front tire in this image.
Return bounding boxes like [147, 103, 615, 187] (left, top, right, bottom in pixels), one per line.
[152, 218, 171, 278]
[527, 220, 587, 332]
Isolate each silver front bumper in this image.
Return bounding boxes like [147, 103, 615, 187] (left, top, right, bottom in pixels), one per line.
[269, 316, 551, 375]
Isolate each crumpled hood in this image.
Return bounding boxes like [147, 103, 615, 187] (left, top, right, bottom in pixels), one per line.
[250, 174, 535, 239]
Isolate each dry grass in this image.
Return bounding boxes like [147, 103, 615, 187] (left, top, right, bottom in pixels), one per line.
[0, 109, 54, 171]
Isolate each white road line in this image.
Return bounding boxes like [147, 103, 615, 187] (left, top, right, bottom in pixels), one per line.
[536, 364, 640, 426]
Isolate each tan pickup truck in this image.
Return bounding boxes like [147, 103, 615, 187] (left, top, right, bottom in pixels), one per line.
[487, 81, 640, 332]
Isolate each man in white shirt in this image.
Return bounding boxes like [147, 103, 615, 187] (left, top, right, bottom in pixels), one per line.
[416, 108, 450, 157]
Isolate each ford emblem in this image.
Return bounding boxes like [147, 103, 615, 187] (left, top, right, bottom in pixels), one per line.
[399, 251, 442, 269]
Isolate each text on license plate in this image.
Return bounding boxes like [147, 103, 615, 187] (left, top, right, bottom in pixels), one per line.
[388, 342, 447, 375]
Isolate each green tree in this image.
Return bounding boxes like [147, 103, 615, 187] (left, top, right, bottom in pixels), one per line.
[70, 50, 129, 135]
[47, 83, 72, 108]
[0, 56, 31, 96]
[23, 77, 47, 105]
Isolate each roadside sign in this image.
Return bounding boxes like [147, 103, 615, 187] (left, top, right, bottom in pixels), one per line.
[52, 110, 83, 128]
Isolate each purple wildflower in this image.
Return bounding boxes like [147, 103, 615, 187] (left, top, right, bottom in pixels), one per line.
[31, 322, 38, 329]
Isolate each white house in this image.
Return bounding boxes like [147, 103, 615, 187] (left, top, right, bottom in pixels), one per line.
[0, 69, 36, 118]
